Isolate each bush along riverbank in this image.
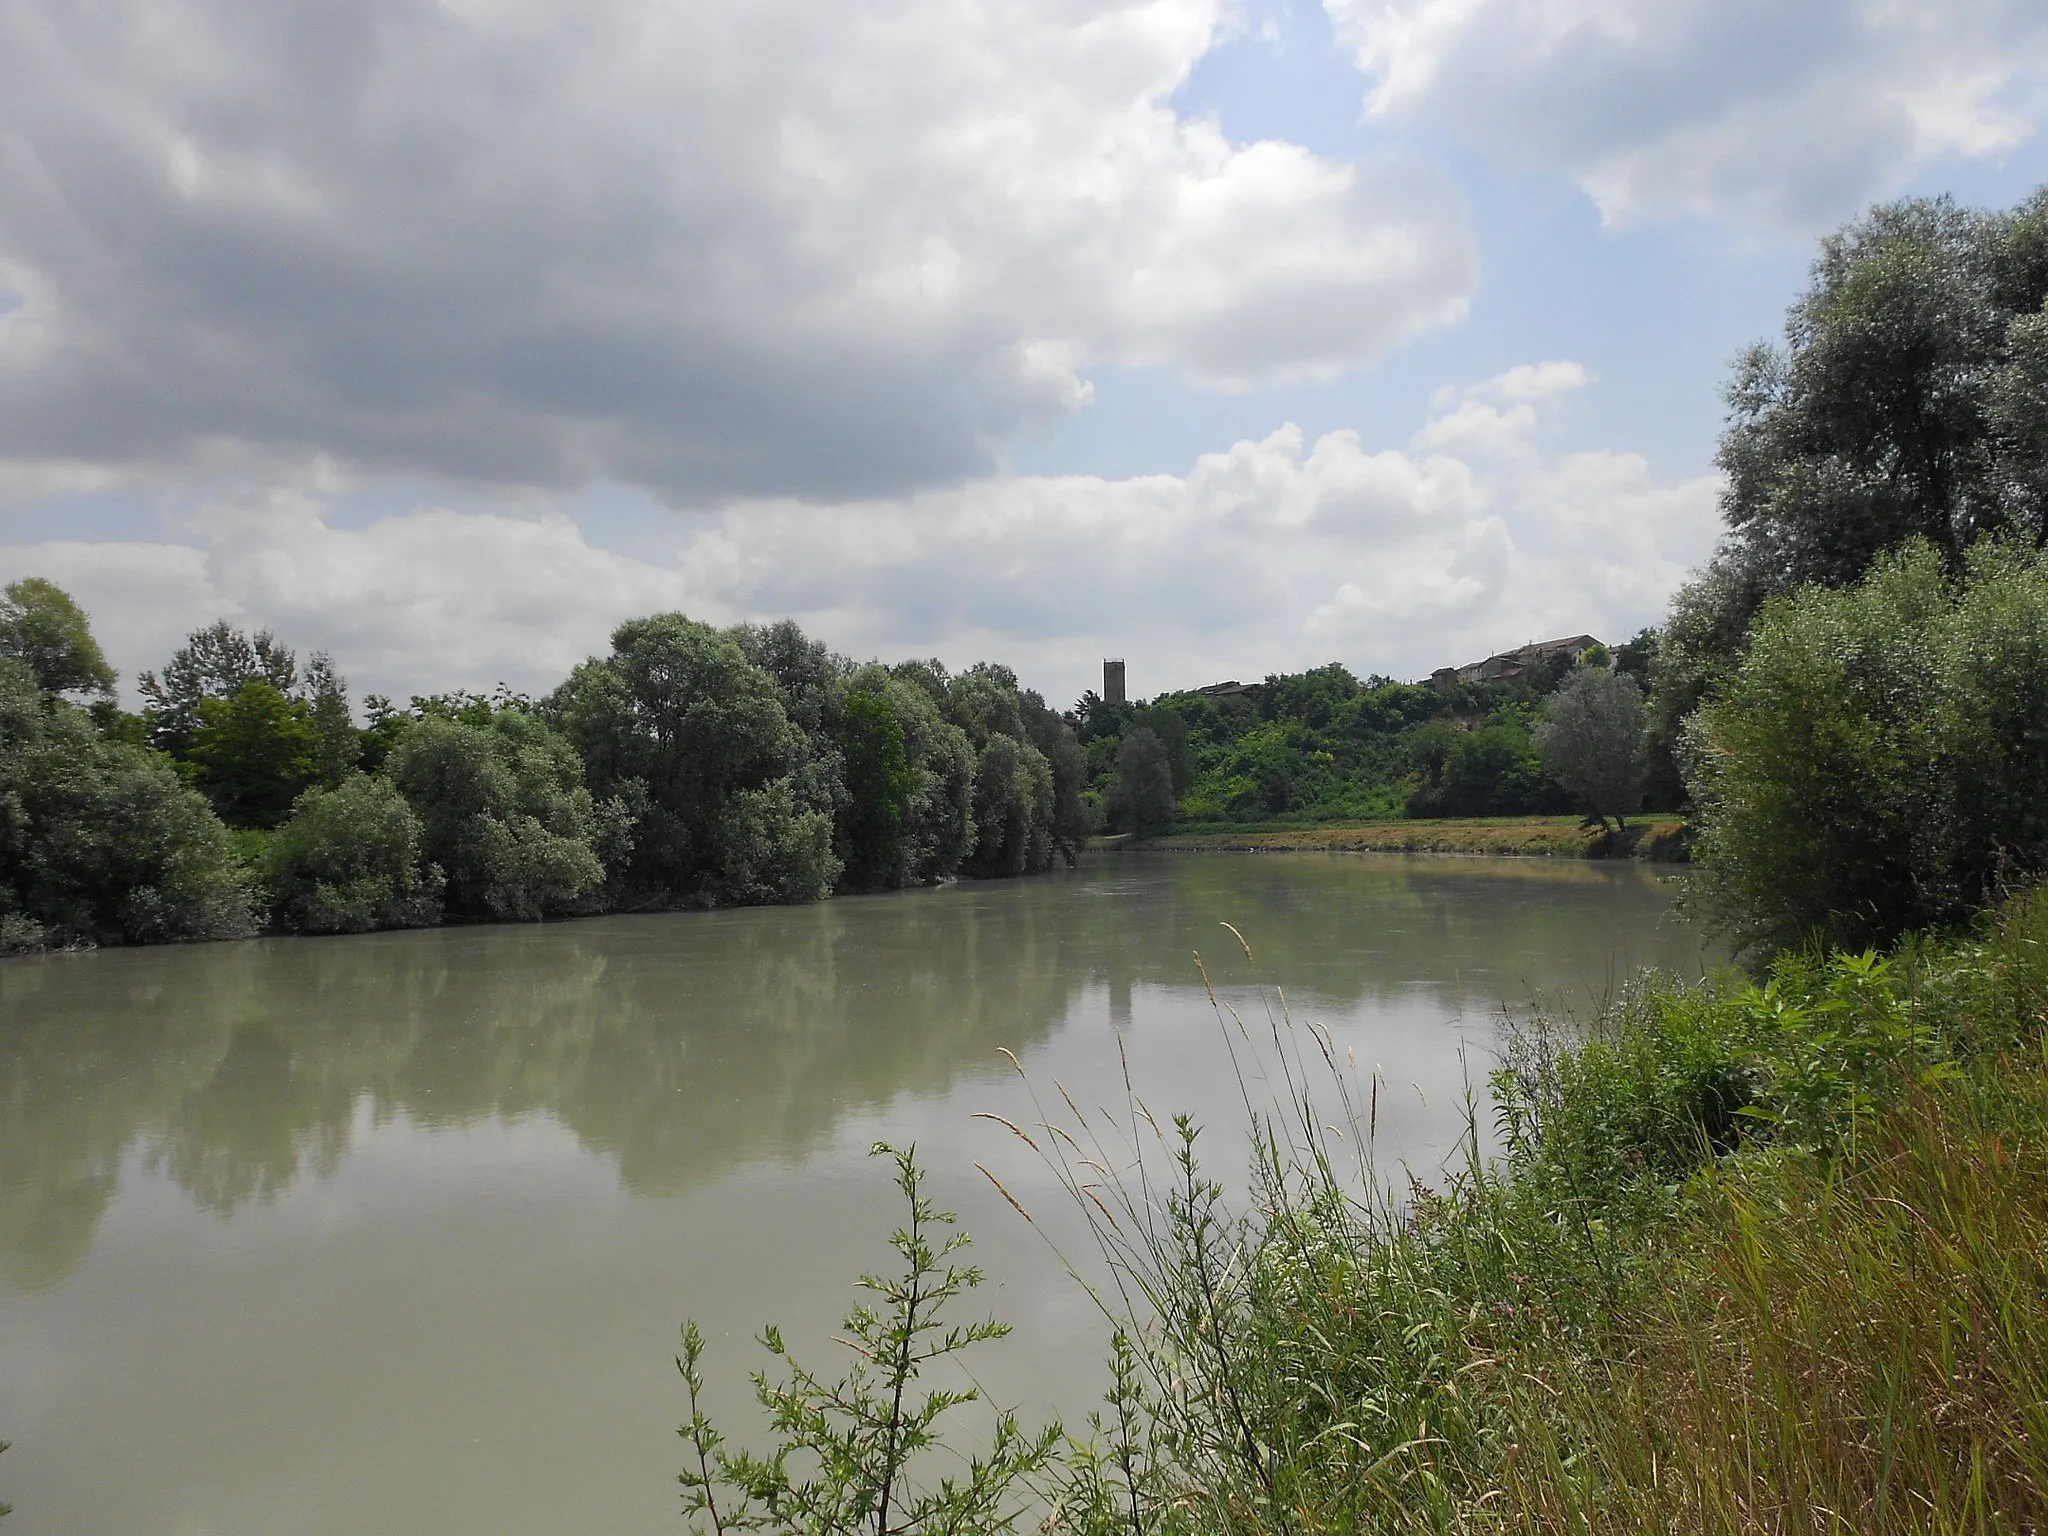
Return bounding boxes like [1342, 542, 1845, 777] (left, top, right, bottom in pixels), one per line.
[679, 888, 2048, 1535]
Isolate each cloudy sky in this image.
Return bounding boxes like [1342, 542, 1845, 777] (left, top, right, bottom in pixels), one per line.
[3, 0, 2046, 708]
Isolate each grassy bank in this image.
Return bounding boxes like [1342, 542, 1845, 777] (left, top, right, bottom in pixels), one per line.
[679, 889, 2048, 1535]
[1125, 813, 1689, 860]
[1017, 890, 2048, 1534]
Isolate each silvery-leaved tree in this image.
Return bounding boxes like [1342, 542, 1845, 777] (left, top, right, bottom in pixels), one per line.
[1535, 666, 1646, 834]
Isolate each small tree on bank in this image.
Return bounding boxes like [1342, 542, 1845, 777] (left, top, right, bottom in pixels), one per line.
[1534, 666, 1646, 833]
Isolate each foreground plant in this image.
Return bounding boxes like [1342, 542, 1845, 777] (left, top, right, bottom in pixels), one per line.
[678, 1142, 1059, 1536]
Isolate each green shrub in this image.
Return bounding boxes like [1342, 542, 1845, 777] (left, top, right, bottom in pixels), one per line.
[678, 1145, 1058, 1536]
[0, 659, 256, 948]
[1688, 540, 2048, 954]
[266, 775, 445, 933]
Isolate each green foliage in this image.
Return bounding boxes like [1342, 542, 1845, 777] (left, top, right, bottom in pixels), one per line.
[1655, 185, 2048, 771]
[185, 681, 322, 829]
[1534, 665, 1646, 830]
[1085, 669, 1574, 829]
[863, 667, 979, 884]
[677, 1144, 1059, 1536]
[140, 620, 300, 756]
[836, 690, 918, 890]
[87, 700, 147, 748]
[549, 613, 839, 905]
[927, 661, 1078, 876]
[1687, 540, 2048, 953]
[1111, 726, 1176, 835]
[386, 709, 608, 921]
[302, 653, 361, 787]
[965, 734, 1053, 878]
[0, 659, 256, 949]
[0, 577, 115, 696]
[1407, 713, 1565, 817]
[1014, 887, 2048, 1534]
[266, 774, 445, 933]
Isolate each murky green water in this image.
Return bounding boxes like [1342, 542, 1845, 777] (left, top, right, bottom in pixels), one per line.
[0, 852, 1708, 1535]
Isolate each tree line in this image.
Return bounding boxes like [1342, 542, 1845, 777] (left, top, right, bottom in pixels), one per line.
[1072, 641, 1660, 839]
[0, 599, 1088, 951]
[7, 182, 2045, 955]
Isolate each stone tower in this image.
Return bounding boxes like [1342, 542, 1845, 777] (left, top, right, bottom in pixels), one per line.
[1103, 658, 1127, 706]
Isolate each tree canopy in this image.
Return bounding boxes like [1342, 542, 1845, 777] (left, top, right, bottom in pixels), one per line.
[1535, 667, 1647, 832]
[0, 578, 116, 697]
[1657, 188, 2048, 750]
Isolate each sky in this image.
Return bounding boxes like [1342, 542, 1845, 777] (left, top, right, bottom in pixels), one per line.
[2, 0, 2047, 710]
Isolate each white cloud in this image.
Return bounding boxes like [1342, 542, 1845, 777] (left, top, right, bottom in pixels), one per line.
[1325, 0, 2048, 228]
[0, 365, 1718, 708]
[0, 0, 1475, 501]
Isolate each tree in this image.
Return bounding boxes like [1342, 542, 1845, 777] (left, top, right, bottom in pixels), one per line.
[1112, 725, 1177, 835]
[1534, 667, 1647, 833]
[183, 681, 322, 829]
[547, 613, 838, 904]
[1406, 717, 1562, 818]
[859, 665, 978, 883]
[836, 689, 917, 890]
[965, 734, 1053, 877]
[140, 620, 299, 754]
[1686, 540, 2048, 955]
[386, 709, 609, 921]
[266, 774, 445, 933]
[0, 577, 115, 696]
[1658, 187, 2048, 743]
[1020, 694, 1091, 865]
[301, 653, 361, 787]
[0, 658, 256, 950]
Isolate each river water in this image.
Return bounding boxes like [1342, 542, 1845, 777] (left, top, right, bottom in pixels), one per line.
[0, 851, 1708, 1535]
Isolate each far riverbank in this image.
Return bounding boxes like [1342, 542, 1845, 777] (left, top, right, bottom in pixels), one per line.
[1107, 814, 1689, 860]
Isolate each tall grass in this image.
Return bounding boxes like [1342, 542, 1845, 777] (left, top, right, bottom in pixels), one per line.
[1015, 889, 2048, 1534]
[680, 892, 2048, 1534]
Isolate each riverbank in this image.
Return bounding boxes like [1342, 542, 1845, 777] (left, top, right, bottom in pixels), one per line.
[1114, 813, 1689, 859]
[1034, 886, 2048, 1533]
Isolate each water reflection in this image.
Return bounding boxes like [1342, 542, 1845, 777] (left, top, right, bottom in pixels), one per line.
[0, 853, 1700, 1292]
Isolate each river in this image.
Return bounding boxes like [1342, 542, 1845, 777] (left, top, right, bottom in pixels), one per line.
[0, 851, 1709, 1535]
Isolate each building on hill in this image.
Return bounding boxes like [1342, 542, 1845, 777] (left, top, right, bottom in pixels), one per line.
[1428, 634, 1601, 689]
[1194, 679, 1259, 704]
[1103, 658, 1126, 706]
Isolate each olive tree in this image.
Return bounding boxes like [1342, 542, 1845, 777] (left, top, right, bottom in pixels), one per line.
[1534, 667, 1646, 833]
